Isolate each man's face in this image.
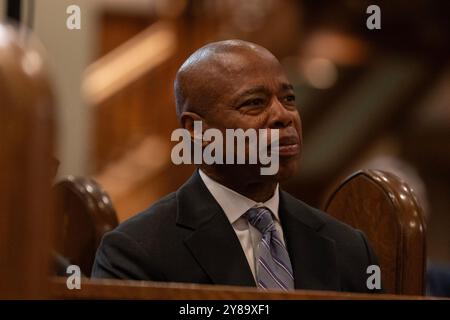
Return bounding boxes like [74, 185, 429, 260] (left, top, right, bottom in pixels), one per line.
[202, 50, 303, 182]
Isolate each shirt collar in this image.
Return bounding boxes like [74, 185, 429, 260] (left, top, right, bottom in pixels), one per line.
[199, 169, 279, 224]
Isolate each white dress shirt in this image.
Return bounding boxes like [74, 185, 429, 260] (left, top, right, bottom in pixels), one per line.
[199, 169, 286, 280]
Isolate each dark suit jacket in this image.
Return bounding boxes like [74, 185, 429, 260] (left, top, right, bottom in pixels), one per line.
[92, 170, 380, 293]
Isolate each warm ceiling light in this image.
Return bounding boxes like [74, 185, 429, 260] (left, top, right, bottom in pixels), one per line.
[303, 58, 338, 89]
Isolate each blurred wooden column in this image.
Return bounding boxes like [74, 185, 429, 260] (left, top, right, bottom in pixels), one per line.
[88, 9, 220, 220]
[0, 24, 55, 299]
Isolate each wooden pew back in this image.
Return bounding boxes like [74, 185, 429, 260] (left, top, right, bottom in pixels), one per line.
[53, 176, 119, 275]
[323, 169, 426, 295]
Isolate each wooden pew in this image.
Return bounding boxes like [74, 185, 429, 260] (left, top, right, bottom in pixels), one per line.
[50, 278, 436, 300]
[50, 169, 428, 296]
[53, 176, 119, 275]
[323, 169, 427, 295]
[0, 24, 55, 299]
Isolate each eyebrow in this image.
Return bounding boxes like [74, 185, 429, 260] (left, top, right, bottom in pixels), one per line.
[233, 83, 295, 102]
[281, 83, 294, 91]
[236, 85, 268, 98]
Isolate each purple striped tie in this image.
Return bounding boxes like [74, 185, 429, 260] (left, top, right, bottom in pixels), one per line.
[245, 207, 295, 290]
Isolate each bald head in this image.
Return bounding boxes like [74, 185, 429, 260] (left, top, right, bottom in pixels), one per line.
[174, 40, 280, 121]
[173, 39, 302, 189]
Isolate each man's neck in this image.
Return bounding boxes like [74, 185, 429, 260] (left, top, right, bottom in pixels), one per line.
[200, 167, 277, 202]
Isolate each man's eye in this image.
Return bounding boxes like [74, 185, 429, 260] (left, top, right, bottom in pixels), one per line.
[284, 95, 296, 103]
[243, 98, 264, 107]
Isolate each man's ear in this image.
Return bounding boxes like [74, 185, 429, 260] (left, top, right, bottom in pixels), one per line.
[180, 112, 209, 143]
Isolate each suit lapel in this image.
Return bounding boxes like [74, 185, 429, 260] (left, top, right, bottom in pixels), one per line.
[176, 170, 255, 287]
[279, 191, 340, 291]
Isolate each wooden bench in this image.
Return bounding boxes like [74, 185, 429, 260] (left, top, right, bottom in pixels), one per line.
[323, 169, 427, 295]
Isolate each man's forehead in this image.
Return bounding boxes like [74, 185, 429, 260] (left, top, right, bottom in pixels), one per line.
[208, 49, 280, 74]
[174, 41, 290, 116]
[195, 51, 290, 103]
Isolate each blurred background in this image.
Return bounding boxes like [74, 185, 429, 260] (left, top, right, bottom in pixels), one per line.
[1, 0, 448, 266]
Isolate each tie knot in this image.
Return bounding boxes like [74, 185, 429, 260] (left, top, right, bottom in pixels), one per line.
[245, 207, 276, 235]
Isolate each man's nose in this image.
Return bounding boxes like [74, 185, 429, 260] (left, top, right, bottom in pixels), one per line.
[268, 97, 293, 129]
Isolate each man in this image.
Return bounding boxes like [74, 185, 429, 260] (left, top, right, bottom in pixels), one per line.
[92, 40, 380, 293]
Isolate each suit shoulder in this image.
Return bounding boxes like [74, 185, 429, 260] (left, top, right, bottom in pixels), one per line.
[282, 191, 363, 240]
[306, 201, 359, 235]
[115, 192, 178, 239]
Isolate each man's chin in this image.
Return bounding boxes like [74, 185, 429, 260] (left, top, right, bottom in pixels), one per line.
[276, 157, 300, 182]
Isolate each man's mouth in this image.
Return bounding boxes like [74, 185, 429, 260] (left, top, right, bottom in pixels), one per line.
[270, 136, 301, 157]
